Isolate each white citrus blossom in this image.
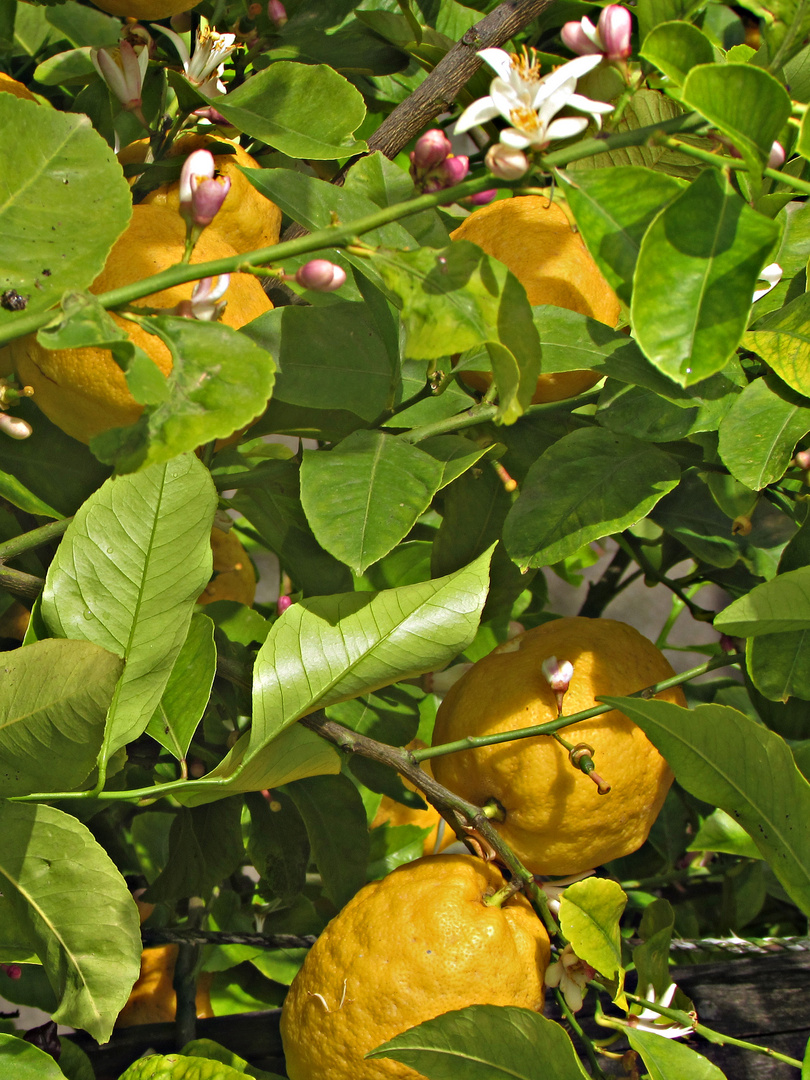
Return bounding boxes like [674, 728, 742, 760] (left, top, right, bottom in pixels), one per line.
[455, 48, 613, 150]
[629, 982, 694, 1039]
[91, 39, 149, 110]
[544, 944, 596, 1012]
[153, 19, 238, 97]
[753, 262, 782, 302]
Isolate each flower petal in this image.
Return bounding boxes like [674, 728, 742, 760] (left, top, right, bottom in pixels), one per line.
[454, 96, 500, 133]
[544, 116, 590, 142]
[477, 47, 514, 81]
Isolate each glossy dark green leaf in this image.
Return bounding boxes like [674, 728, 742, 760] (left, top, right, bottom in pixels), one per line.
[0, 638, 122, 795]
[627, 1029, 727, 1079]
[503, 428, 680, 569]
[605, 698, 810, 914]
[146, 613, 216, 761]
[246, 790, 309, 905]
[631, 170, 778, 385]
[682, 64, 791, 174]
[717, 376, 810, 489]
[745, 292, 810, 396]
[41, 455, 217, 763]
[640, 21, 715, 85]
[0, 95, 130, 336]
[369, 1005, 588, 1079]
[560, 166, 683, 306]
[0, 802, 140, 1042]
[300, 431, 444, 573]
[419, 435, 490, 488]
[145, 800, 245, 902]
[715, 567, 810, 635]
[432, 462, 512, 579]
[287, 773, 369, 909]
[216, 62, 366, 159]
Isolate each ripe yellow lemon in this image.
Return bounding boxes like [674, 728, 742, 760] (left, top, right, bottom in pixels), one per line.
[450, 196, 621, 404]
[430, 617, 684, 877]
[0, 73, 39, 102]
[280, 854, 549, 1080]
[10, 204, 272, 443]
[90, 0, 194, 20]
[120, 134, 282, 256]
[116, 945, 214, 1028]
[371, 742, 456, 856]
[198, 526, 256, 606]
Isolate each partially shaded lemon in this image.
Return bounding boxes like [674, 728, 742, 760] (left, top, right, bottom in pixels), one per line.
[198, 527, 256, 606]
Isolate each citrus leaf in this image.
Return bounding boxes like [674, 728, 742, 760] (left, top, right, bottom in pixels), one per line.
[633, 899, 675, 999]
[688, 808, 761, 859]
[602, 698, 810, 915]
[181, 1038, 285, 1080]
[714, 566, 810, 636]
[0, 638, 123, 795]
[41, 454, 217, 766]
[503, 428, 680, 569]
[146, 613, 216, 761]
[747, 629, 810, 702]
[144, 800, 245, 904]
[118, 1054, 248, 1080]
[368, 1005, 589, 1079]
[631, 169, 779, 385]
[559, 877, 627, 982]
[745, 292, 810, 396]
[0, 895, 39, 964]
[0, 1033, 66, 1079]
[640, 21, 715, 86]
[248, 547, 493, 756]
[717, 376, 810, 489]
[626, 1028, 728, 1079]
[0, 802, 141, 1042]
[0, 95, 131, 337]
[300, 431, 445, 574]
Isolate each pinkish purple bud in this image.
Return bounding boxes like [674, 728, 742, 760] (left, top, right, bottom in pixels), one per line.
[794, 449, 810, 470]
[179, 149, 215, 217]
[468, 189, 497, 206]
[295, 259, 347, 292]
[439, 154, 469, 186]
[412, 128, 452, 170]
[277, 594, 292, 615]
[192, 175, 231, 226]
[561, 18, 603, 56]
[267, 0, 287, 26]
[2, 963, 22, 980]
[485, 142, 530, 180]
[598, 5, 633, 59]
[768, 140, 785, 168]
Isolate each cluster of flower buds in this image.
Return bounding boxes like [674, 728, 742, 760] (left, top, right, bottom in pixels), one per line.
[277, 593, 293, 615]
[409, 129, 471, 193]
[179, 149, 231, 228]
[561, 5, 633, 62]
[294, 259, 347, 292]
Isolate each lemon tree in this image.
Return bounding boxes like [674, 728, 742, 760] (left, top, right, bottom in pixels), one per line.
[1, 1, 810, 1079]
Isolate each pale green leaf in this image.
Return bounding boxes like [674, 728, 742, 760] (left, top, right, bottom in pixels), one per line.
[0, 1033, 65, 1080]
[559, 877, 626, 981]
[146, 613, 216, 761]
[745, 292, 810, 396]
[717, 376, 810, 489]
[627, 1028, 727, 1079]
[640, 21, 715, 85]
[714, 566, 810, 635]
[688, 808, 761, 859]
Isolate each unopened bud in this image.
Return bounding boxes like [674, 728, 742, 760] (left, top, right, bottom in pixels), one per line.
[267, 0, 287, 26]
[439, 153, 469, 186]
[179, 149, 230, 227]
[295, 259, 347, 292]
[192, 175, 231, 225]
[598, 5, 633, 59]
[485, 143, 530, 180]
[412, 128, 452, 171]
[768, 140, 785, 169]
[561, 19, 603, 56]
[794, 449, 810, 470]
[542, 655, 574, 715]
[0, 412, 32, 439]
[467, 189, 497, 206]
[277, 594, 293, 615]
[1, 963, 22, 980]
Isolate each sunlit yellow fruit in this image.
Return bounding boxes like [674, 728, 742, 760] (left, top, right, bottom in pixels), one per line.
[198, 526, 256, 606]
[116, 945, 214, 1028]
[450, 196, 621, 403]
[10, 204, 272, 444]
[0, 601, 31, 641]
[90, 0, 195, 20]
[431, 617, 684, 876]
[280, 854, 550, 1080]
[0, 72, 39, 102]
[371, 743, 455, 856]
[119, 134, 282, 256]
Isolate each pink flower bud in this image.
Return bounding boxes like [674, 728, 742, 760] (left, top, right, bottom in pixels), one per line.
[794, 449, 810, 470]
[768, 140, 785, 168]
[412, 128, 452, 170]
[485, 142, 530, 180]
[277, 594, 292, 615]
[598, 5, 633, 59]
[179, 149, 215, 217]
[467, 189, 497, 206]
[561, 18, 603, 56]
[295, 259, 347, 292]
[192, 175, 231, 226]
[2, 964, 22, 980]
[267, 0, 287, 26]
[541, 655, 574, 693]
[439, 153, 469, 186]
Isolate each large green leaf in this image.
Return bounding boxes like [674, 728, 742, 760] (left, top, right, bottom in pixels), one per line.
[0, 638, 122, 795]
[146, 614, 216, 762]
[626, 1029, 727, 1079]
[503, 428, 680, 569]
[0, 802, 141, 1042]
[559, 878, 626, 982]
[300, 431, 444, 574]
[560, 166, 684, 305]
[631, 169, 779, 385]
[0, 95, 130, 338]
[714, 566, 810, 635]
[216, 62, 366, 159]
[368, 1005, 589, 1079]
[745, 292, 810, 396]
[717, 376, 810, 489]
[747, 629, 810, 702]
[0, 1033, 66, 1080]
[145, 801, 245, 903]
[604, 698, 810, 914]
[640, 21, 715, 86]
[249, 547, 493, 756]
[40, 454, 217, 768]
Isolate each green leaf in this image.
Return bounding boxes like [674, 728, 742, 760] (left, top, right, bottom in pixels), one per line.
[714, 566, 810, 635]
[0, 895, 39, 964]
[41, 454, 217, 764]
[368, 1005, 589, 1079]
[180, 1038, 284, 1080]
[633, 898, 675, 999]
[57, 1037, 96, 1080]
[0, 95, 131, 335]
[631, 169, 779, 385]
[640, 21, 715, 85]
[146, 613, 216, 761]
[0, 638, 123, 795]
[717, 376, 810, 489]
[145, 801, 245, 903]
[246, 790, 309, 905]
[688, 808, 761, 859]
[373, 242, 541, 424]
[249, 547, 493, 754]
[626, 1028, 727, 1079]
[0, 1033, 65, 1079]
[560, 166, 684, 306]
[747, 629, 810, 702]
[118, 1054, 249, 1080]
[90, 316, 276, 474]
[287, 773, 370, 909]
[503, 429, 680, 569]
[216, 62, 366, 159]
[0, 802, 141, 1042]
[681, 64, 792, 175]
[559, 877, 626, 982]
[602, 698, 810, 915]
[300, 431, 444, 574]
[745, 292, 810, 396]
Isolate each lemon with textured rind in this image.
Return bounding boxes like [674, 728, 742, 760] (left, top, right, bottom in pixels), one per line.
[117, 1053, 246, 1080]
[371, 742, 455, 855]
[450, 196, 621, 404]
[10, 204, 272, 444]
[116, 945, 214, 1028]
[119, 134, 282, 256]
[281, 853, 550, 1080]
[198, 527, 256, 607]
[0, 72, 39, 101]
[431, 617, 684, 877]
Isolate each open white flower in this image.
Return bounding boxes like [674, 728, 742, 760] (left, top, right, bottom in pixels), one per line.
[629, 982, 694, 1039]
[455, 48, 613, 149]
[544, 943, 596, 1013]
[153, 19, 238, 97]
